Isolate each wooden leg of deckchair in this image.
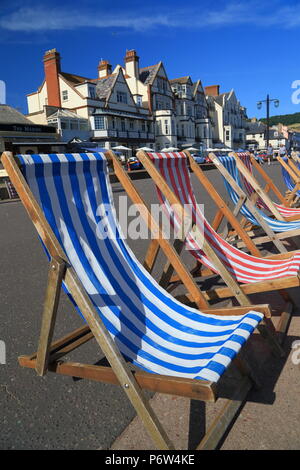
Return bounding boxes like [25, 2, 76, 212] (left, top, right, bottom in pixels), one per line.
[35, 256, 66, 377]
[256, 319, 285, 357]
[143, 239, 160, 273]
[64, 267, 175, 450]
[277, 303, 294, 345]
[196, 374, 253, 450]
[159, 238, 185, 288]
[196, 349, 262, 450]
[277, 290, 294, 345]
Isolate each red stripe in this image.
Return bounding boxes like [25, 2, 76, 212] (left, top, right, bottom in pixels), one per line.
[150, 152, 300, 282]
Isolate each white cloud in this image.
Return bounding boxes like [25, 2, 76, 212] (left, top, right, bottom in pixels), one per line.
[1, 2, 300, 33]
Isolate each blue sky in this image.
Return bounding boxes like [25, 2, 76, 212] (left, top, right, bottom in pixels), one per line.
[1, 0, 300, 119]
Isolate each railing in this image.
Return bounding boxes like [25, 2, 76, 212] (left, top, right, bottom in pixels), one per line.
[93, 130, 154, 140]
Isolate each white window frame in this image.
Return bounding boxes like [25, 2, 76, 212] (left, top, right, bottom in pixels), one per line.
[62, 90, 69, 101]
[94, 115, 105, 130]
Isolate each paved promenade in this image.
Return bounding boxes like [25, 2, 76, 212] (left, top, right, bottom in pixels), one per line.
[0, 162, 299, 449]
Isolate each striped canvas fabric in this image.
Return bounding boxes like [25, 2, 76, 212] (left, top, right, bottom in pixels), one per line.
[147, 152, 300, 283]
[218, 155, 300, 232]
[237, 153, 300, 217]
[236, 153, 270, 211]
[16, 152, 263, 383]
[280, 156, 300, 198]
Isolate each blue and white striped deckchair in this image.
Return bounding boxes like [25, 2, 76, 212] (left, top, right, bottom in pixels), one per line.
[1, 150, 268, 450]
[218, 155, 300, 233]
[279, 156, 300, 198]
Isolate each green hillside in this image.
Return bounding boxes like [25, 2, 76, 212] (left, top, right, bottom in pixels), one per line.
[260, 112, 300, 127]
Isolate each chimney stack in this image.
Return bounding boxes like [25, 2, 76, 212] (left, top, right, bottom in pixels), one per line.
[98, 60, 112, 78]
[43, 49, 61, 107]
[124, 49, 139, 78]
[204, 85, 220, 97]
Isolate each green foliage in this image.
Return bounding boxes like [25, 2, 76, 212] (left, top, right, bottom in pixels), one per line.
[260, 112, 300, 127]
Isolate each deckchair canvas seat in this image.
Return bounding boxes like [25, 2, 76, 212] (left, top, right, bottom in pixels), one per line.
[14, 152, 267, 382]
[146, 151, 300, 283]
[279, 156, 300, 201]
[237, 152, 300, 216]
[218, 155, 300, 232]
[1, 150, 272, 450]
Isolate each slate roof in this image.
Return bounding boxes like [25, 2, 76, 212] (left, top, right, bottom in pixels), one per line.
[169, 76, 192, 85]
[246, 121, 267, 134]
[139, 64, 160, 85]
[60, 72, 92, 85]
[0, 105, 34, 124]
[214, 92, 229, 106]
[95, 74, 117, 100]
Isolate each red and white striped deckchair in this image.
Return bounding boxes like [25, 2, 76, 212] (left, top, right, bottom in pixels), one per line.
[136, 150, 299, 340]
[234, 152, 300, 218]
[144, 151, 300, 282]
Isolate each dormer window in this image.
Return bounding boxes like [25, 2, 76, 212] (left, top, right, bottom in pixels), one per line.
[136, 96, 142, 107]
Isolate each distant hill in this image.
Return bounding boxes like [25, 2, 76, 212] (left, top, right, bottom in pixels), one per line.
[260, 112, 300, 127]
[287, 122, 300, 131]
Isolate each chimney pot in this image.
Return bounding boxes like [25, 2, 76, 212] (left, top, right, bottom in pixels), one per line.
[98, 60, 112, 78]
[124, 49, 139, 78]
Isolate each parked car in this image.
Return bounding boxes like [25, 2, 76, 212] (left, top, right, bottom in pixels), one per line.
[191, 153, 206, 164]
[127, 157, 143, 171]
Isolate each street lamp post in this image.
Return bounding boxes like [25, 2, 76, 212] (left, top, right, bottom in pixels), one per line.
[257, 95, 279, 149]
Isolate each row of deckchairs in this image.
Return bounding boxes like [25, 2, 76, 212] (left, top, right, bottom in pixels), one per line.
[1, 148, 299, 450]
[208, 153, 300, 254]
[278, 155, 300, 203]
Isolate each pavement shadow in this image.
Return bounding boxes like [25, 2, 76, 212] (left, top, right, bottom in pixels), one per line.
[187, 332, 299, 450]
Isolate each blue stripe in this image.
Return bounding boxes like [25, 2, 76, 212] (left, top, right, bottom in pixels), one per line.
[219, 156, 300, 232]
[16, 152, 263, 381]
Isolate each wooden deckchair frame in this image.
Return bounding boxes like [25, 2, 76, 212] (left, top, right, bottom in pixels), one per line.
[276, 156, 300, 207]
[208, 151, 300, 252]
[231, 152, 300, 221]
[248, 152, 290, 207]
[277, 156, 300, 205]
[205, 152, 289, 254]
[135, 150, 297, 346]
[1, 150, 278, 451]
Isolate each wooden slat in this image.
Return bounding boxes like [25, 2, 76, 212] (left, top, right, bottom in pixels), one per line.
[249, 154, 288, 205]
[105, 150, 209, 310]
[209, 152, 287, 254]
[35, 256, 66, 376]
[143, 239, 160, 273]
[277, 156, 300, 206]
[232, 152, 285, 221]
[18, 357, 217, 402]
[196, 375, 252, 450]
[184, 150, 262, 258]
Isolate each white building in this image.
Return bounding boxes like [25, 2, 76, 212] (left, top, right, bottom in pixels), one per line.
[246, 119, 292, 151]
[170, 77, 212, 150]
[27, 49, 154, 151]
[205, 86, 247, 150]
[26, 48, 248, 154]
[245, 120, 267, 150]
